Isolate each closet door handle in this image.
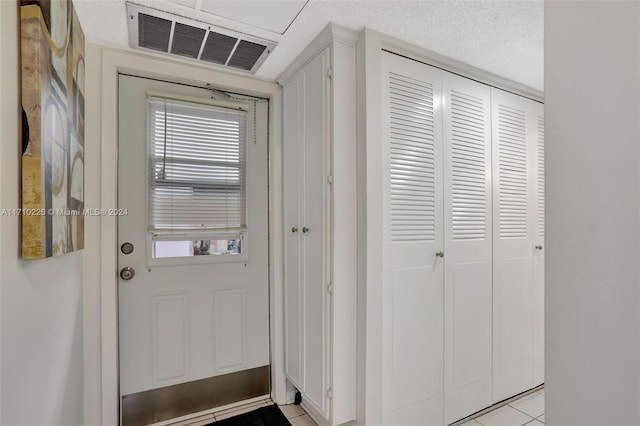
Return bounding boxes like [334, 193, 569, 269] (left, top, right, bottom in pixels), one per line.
[436, 251, 444, 258]
[535, 245, 543, 251]
[291, 227, 298, 233]
[302, 227, 309, 234]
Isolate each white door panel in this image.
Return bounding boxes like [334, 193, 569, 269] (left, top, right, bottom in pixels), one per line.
[378, 53, 544, 424]
[382, 51, 444, 426]
[442, 72, 493, 423]
[118, 75, 269, 400]
[492, 88, 538, 402]
[283, 49, 330, 418]
[283, 74, 303, 387]
[301, 50, 329, 414]
[533, 108, 545, 386]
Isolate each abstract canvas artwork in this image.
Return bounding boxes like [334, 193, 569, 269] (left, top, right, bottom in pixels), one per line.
[20, 0, 85, 259]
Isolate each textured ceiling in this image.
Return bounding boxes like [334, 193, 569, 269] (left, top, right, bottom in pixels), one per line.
[73, 0, 543, 91]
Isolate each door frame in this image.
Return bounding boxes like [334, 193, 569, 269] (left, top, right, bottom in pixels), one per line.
[89, 47, 285, 426]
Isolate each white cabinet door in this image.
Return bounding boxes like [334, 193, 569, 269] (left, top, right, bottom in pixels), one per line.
[442, 72, 493, 424]
[381, 51, 444, 426]
[532, 107, 545, 386]
[283, 48, 330, 418]
[301, 49, 330, 416]
[491, 88, 537, 402]
[284, 73, 303, 388]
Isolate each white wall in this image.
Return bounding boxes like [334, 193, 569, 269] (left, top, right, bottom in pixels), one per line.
[545, 2, 640, 425]
[0, 2, 85, 425]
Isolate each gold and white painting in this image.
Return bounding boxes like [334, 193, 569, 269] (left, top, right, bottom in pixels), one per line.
[21, 0, 85, 259]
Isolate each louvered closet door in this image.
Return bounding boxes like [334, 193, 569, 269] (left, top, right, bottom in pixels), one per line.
[491, 88, 537, 402]
[532, 106, 545, 386]
[381, 51, 444, 426]
[442, 73, 493, 424]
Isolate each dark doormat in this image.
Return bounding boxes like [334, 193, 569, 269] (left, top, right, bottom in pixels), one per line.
[206, 404, 291, 426]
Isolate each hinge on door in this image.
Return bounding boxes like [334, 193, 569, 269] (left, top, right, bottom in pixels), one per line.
[327, 174, 333, 184]
[327, 387, 333, 399]
[327, 282, 333, 294]
[327, 68, 333, 79]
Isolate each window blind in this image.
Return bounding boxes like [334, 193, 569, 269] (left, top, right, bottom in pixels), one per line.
[147, 96, 247, 233]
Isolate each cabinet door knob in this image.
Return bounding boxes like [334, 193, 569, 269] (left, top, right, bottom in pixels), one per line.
[535, 245, 543, 250]
[436, 251, 444, 258]
[291, 227, 298, 233]
[302, 227, 309, 233]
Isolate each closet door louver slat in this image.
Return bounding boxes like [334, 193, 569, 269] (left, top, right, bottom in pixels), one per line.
[536, 116, 545, 240]
[497, 105, 528, 239]
[389, 72, 437, 242]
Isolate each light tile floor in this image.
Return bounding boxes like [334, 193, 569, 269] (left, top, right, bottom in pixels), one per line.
[280, 403, 318, 426]
[168, 389, 543, 426]
[461, 388, 545, 426]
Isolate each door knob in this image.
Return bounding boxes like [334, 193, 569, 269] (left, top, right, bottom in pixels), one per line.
[436, 251, 444, 258]
[302, 227, 309, 233]
[535, 245, 543, 250]
[120, 266, 135, 281]
[291, 227, 298, 233]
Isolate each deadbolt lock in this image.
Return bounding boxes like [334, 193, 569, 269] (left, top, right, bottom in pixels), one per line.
[121, 242, 134, 255]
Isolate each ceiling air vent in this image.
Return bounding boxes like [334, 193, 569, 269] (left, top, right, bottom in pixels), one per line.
[127, 3, 276, 74]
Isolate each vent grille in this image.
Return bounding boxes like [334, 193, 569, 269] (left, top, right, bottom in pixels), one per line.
[201, 32, 237, 65]
[537, 115, 544, 239]
[450, 90, 487, 241]
[128, 3, 275, 74]
[171, 23, 206, 58]
[497, 105, 528, 239]
[228, 40, 267, 71]
[388, 72, 436, 242]
[138, 13, 172, 52]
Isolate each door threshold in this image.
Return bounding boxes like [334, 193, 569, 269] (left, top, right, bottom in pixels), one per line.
[122, 365, 270, 426]
[150, 395, 272, 426]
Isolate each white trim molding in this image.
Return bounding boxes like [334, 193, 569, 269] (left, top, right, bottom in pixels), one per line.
[371, 28, 543, 102]
[276, 23, 359, 86]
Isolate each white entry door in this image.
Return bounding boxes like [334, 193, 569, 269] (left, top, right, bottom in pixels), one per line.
[117, 74, 270, 425]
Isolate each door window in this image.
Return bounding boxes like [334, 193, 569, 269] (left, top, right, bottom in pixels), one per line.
[147, 96, 248, 263]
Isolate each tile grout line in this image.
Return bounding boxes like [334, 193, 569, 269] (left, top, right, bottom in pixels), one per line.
[454, 386, 545, 426]
[508, 402, 538, 421]
[508, 392, 545, 420]
[286, 412, 306, 420]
